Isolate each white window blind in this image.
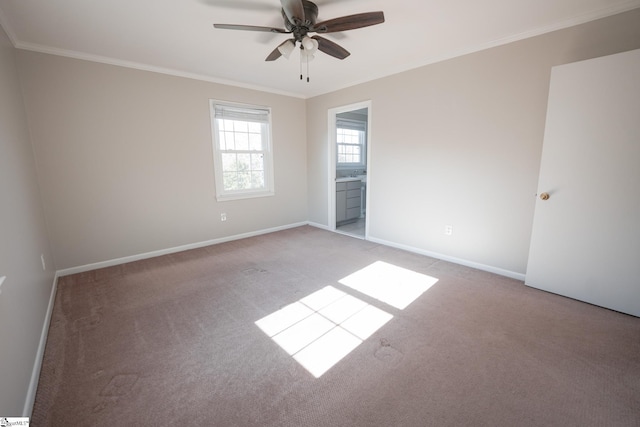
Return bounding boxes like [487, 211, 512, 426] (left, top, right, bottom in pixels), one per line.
[336, 119, 366, 132]
[214, 104, 270, 124]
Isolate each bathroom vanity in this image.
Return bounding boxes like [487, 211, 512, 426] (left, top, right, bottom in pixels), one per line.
[336, 178, 362, 223]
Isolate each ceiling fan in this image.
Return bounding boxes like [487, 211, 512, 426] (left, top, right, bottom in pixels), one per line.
[213, 0, 385, 63]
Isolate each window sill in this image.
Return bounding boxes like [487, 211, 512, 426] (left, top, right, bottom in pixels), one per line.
[216, 190, 275, 202]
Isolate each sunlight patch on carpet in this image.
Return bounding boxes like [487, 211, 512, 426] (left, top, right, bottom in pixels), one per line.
[339, 261, 439, 309]
[255, 286, 392, 378]
[256, 262, 436, 377]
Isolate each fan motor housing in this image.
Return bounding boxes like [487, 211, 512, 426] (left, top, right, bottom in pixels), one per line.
[282, 0, 318, 32]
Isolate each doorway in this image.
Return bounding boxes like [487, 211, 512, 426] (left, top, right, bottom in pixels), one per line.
[328, 101, 371, 239]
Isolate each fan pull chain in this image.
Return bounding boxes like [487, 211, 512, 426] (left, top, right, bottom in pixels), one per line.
[299, 46, 310, 83]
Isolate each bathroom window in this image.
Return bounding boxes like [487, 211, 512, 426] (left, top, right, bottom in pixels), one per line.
[210, 100, 274, 201]
[336, 119, 366, 168]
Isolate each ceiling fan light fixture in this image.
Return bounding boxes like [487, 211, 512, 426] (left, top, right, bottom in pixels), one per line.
[277, 39, 296, 59]
[278, 39, 296, 59]
[301, 36, 318, 54]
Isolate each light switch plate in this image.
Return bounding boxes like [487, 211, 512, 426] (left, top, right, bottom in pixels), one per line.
[0, 276, 5, 295]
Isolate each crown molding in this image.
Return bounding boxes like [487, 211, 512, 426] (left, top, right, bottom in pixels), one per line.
[12, 39, 307, 99]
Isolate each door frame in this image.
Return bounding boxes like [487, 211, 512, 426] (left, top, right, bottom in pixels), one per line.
[327, 100, 372, 236]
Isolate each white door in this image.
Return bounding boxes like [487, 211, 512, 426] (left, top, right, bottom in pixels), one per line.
[526, 49, 640, 317]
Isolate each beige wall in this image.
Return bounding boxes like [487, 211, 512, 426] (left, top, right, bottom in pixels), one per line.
[17, 53, 308, 270]
[306, 9, 640, 276]
[0, 26, 55, 415]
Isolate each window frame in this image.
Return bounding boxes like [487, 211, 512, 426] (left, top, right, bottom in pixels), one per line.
[336, 118, 367, 170]
[209, 99, 275, 202]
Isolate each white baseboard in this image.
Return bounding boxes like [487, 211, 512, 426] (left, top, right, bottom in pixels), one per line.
[307, 221, 333, 231]
[307, 222, 525, 280]
[365, 236, 526, 281]
[56, 222, 309, 277]
[23, 272, 58, 417]
[57, 221, 524, 281]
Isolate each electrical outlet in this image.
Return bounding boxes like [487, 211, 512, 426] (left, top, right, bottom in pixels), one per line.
[41, 254, 46, 270]
[220, 213, 227, 222]
[444, 225, 453, 236]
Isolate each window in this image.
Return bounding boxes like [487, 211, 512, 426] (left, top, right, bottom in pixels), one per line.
[210, 100, 274, 201]
[336, 118, 366, 168]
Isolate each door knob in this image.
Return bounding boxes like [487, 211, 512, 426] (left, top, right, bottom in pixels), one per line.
[539, 192, 550, 200]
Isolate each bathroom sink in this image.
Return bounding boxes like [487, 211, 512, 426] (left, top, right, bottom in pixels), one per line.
[336, 175, 367, 183]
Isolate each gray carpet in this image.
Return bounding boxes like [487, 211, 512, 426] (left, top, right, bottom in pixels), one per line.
[32, 226, 640, 426]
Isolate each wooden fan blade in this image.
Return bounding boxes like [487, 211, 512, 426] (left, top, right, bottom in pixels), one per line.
[280, 0, 305, 25]
[265, 47, 282, 61]
[312, 11, 385, 33]
[213, 24, 289, 33]
[312, 35, 350, 59]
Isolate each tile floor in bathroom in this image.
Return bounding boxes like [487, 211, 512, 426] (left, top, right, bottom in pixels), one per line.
[336, 217, 365, 238]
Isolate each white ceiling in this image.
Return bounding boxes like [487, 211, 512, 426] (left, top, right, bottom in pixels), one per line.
[1, 0, 639, 98]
